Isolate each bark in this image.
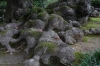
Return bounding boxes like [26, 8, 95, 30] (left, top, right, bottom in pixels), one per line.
[5, 0, 33, 22]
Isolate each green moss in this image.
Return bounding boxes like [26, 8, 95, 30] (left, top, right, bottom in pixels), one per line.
[37, 12, 46, 18]
[21, 28, 42, 38]
[18, 8, 31, 22]
[31, 6, 44, 14]
[20, 29, 28, 34]
[29, 30, 42, 38]
[83, 36, 89, 42]
[81, 17, 100, 30]
[0, 30, 6, 35]
[49, 14, 56, 21]
[73, 52, 86, 66]
[37, 12, 49, 22]
[25, 20, 36, 28]
[36, 42, 57, 52]
[90, 17, 100, 22]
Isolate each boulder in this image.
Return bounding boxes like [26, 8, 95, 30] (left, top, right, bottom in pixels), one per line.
[20, 28, 43, 54]
[23, 19, 45, 30]
[37, 12, 49, 22]
[56, 6, 76, 21]
[58, 27, 84, 44]
[47, 14, 67, 31]
[28, 29, 75, 65]
[89, 28, 100, 34]
[68, 20, 81, 28]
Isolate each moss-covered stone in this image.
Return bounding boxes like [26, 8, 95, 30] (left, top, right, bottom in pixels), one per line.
[21, 28, 42, 39]
[29, 30, 42, 38]
[49, 14, 56, 21]
[24, 20, 36, 28]
[36, 41, 57, 52]
[18, 8, 31, 22]
[31, 6, 45, 14]
[37, 12, 49, 22]
[0, 30, 7, 36]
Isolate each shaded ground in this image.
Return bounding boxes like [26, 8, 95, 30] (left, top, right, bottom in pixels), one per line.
[0, 52, 24, 66]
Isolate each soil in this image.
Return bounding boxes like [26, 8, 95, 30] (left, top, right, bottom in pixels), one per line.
[70, 36, 100, 53]
[0, 52, 25, 66]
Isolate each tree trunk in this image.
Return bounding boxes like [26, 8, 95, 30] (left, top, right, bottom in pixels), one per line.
[5, 0, 33, 22]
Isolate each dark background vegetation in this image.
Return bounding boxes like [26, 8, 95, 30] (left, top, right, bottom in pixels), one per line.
[0, 0, 100, 22]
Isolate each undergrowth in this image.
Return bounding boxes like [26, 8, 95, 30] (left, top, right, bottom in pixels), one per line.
[73, 48, 100, 66]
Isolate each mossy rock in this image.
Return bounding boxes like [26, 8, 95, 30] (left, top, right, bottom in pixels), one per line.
[37, 12, 49, 22]
[36, 41, 58, 53]
[29, 30, 42, 38]
[31, 6, 45, 14]
[49, 14, 67, 23]
[24, 20, 36, 28]
[18, 8, 31, 22]
[21, 28, 42, 39]
[0, 31, 6, 35]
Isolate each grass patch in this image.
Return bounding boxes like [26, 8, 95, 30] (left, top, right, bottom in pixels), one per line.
[83, 34, 100, 42]
[36, 42, 57, 52]
[81, 17, 100, 30]
[73, 48, 100, 66]
[83, 36, 89, 42]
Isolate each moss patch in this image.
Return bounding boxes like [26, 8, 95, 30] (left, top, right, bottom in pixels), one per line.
[36, 42, 57, 52]
[0, 31, 6, 35]
[29, 30, 42, 38]
[21, 29, 42, 38]
[31, 6, 44, 14]
[25, 20, 36, 28]
[81, 17, 100, 30]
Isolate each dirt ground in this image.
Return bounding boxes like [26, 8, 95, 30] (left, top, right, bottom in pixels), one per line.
[70, 36, 100, 53]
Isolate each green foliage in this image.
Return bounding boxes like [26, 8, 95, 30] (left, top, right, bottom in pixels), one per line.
[92, 0, 100, 6]
[0, 1, 6, 22]
[79, 50, 100, 66]
[73, 48, 100, 66]
[33, 0, 58, 8]
[0, 1, 6, 16]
